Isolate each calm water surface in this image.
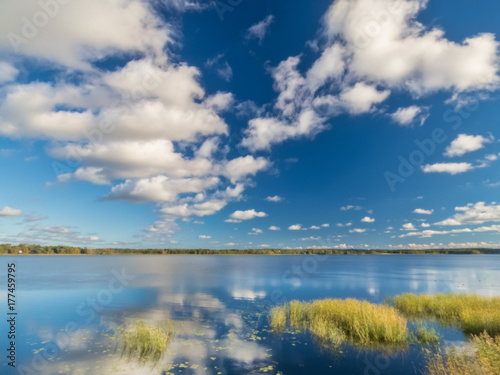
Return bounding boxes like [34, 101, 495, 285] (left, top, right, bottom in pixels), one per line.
[1, 255, 500, 375]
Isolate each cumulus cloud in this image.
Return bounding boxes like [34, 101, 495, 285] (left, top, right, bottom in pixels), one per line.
[265, 195, 283, 202]
[435, 202, 500, 226]
[390, 106, 429, 126]
[413, 208, 434, 215]
[361, 216, 375, 223]
[402, 223, 416, 231]
[269, 226, 280, 231]
[246, 15, 274, 43]
[241, 0, 499, 152]
[324, 0, 499, 93]
[249, 228, 263, 235]
[226, 209, 267, 223]
[0, 62, 18, 83]
[288, 224, 302, 231]
[0, 206, 23, 217]
[444, 134, 493, 157]
[198, 235, 211, 239]
[321, 223, 330, 228]
[0, 2, 275, 240]
[422, 162, 474, 175]
[0, 0, 171, 69]
[350, 228, 366, 233]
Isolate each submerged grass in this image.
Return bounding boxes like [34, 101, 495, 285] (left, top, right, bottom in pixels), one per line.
[393, 293, 500, 336]
[115, 320, 175, 365]
[270, 298, 408, 348]
[425, 332, 500, 375]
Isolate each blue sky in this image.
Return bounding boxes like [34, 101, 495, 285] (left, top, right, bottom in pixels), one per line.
[1, 0, 500, 250]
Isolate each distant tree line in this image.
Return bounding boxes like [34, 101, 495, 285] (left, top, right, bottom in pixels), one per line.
[0, 244, 499, 255]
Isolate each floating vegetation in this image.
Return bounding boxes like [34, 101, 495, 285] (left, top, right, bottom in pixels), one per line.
[270, 299, 408, 349]
[114, 320, 175, 365]
[411, 324, 440, 345]
[425, 332, 500, 375]
[393, 294, 500, 336]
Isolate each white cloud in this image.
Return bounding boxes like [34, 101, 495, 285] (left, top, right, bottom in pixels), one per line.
[0, 206, 23, 217]
[413, 208, 434, 215]
[422, 162, 474, 175]
[421, 223, 431, 228]
[288, 224, 302, 231]
[341, 205, 361, 211]
[206, 54, 233, 82]
[435, 202, 500, 226]
[0, 0, 171, 69]
[391, 106, 429, 126]
[269, 226, 280, 231]
[402, 223, 416, 231]
[399, 224, 500, 238]
[198, 235, 211, 239]
[0, 62, 18, 83]
[444, 134, 493, 157]
[310, 225, 321, 230]
[321, 223, 330, 228]
[227, 209, 267, 222]
[349, 228, 366, 233]
[361, 216, 375, 223]
[265, 195, 283, 202]
[324, 0, 499, 93]
[249, 228, 263, 235]
[246, 15, 274, 43]
[339, 82, 390, 114]
[241, 0, 500, 153]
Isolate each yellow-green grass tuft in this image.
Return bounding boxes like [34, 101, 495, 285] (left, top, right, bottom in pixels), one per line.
[393, 294, 500, 336]
[425, 332, 500, 375]
[270, 298, 408, 348]
[115, 320, 175, 365]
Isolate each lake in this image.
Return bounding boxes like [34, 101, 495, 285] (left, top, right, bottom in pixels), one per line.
[2, 255, 500, 375]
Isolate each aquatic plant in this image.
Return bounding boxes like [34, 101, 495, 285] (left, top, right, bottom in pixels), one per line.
[270, 298, 408, 348]
[425, 332, 500, 375]
[115, 320, 175, 365]
[393, 293, 500, 336]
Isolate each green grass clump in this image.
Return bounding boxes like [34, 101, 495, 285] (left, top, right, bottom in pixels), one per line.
[115, 320, 175, 365]
[270, 298, 408, 348]
[425, 332, 500, 375]
[415, 325, 439, 345]
[394, 294, 500, 336]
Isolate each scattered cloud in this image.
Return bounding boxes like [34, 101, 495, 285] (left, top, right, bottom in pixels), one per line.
[288, 224, 302, 231]
[198, 235, 211, 239]
[413, 208, 434, 215]
[349, 228, 366, 233]
[249, 228, 263, 235]
[361, 216, 375, 223]
[341, 205, 362, 211]
[246, 15, 275, 44]
[444, 134, 493, 157]
[390, 106, 429, 126]
[402, 223, 416, 231]
[436, 202, 500, 226]
[422, 162, 475, 175]
[0, 206, 22, 217]
[269, 226, 280, 231]
[265, 195, 283, 202]
[226, 209, 268, 223]
[321, 223, 330, 228]
[206, 53, 233, 82]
